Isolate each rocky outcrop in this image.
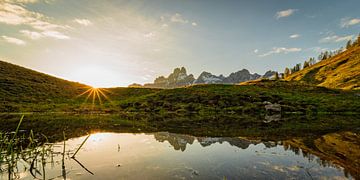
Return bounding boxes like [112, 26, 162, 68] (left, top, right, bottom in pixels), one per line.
[144, 67, 195, 88]
[262, 70, 277, 79]
[194, 72, 224, 84]
[223, 69, 261, 83]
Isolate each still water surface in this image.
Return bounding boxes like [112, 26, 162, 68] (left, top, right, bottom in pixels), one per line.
[2, 132, 357, 179]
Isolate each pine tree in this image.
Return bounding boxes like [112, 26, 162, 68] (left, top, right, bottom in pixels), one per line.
[346, 40, 352, 49]
[322, 51, 329, 60]
[274, 72, 279, 80]
[303, 61, 310, 69]
[309, 57, 316, 66]
[295, 63, 301, 72]
[284, 68, 290, 78]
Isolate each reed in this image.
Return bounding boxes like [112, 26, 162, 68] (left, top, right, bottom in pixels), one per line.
[71, 134, 90, 158]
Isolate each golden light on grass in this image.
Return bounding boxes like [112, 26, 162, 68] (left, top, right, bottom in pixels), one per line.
[78, 87, 112, 106]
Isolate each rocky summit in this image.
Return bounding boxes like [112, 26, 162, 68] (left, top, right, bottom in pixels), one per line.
[141, 67, 277, 88]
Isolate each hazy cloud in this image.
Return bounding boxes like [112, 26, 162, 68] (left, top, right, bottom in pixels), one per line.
[254, 49, 259, 53]
[259, 47, 301, 57]
[73, 18, 93, 26]
[144, 32, 155, 38]
[161, 13, 197, 27]
[1, 35, 26, 45]
[20, 29, 69, 40]
[20, 29, 43, 39]
[275, 9, 298, 19]
[307, 47, 328, 53]
[41, 31, 69, 40]
[0, 2, 69, 39]
[4, 0, 38, 4]
[340, 18, 360, 28]
[171, 13, 188, 24]
[319, 35, 353, 43]
[289, 34, 300, 39]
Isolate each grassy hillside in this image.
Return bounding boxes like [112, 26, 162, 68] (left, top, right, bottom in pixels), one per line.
[119, 80, 360, 114]
[0, 60, 159, 112]
[286, 46, 360, 90]
[0, 60, 91, 111]
[1, 60, 359, 114]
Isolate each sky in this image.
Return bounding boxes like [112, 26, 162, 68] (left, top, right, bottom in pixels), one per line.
[0, 0, 359, 87]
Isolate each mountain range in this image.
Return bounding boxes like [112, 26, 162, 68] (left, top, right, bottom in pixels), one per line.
[152, 132, 277, 152]
[137, 67, 277, 88]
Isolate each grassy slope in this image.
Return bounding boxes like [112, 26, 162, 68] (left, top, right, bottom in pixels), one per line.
[286, 46, 360, 90]
[119, 81, 360, 114]
[0, 60, 90, 111]
[1, 60, 359, 114]
[0, 60, 160, 112]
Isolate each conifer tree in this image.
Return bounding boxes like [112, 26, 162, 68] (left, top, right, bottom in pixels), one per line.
[274, 72, 279, 80]
[303, 61, 310, 69]
[346, 40, 352, 49]
[284, 68, 290, 78]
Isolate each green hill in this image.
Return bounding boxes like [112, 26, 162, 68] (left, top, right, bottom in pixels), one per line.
[0, 60, 91, 111]
[0, 60, 359, 114]
[119, 81, 360, 114]
[0, 60, 159, 112]
[286, 46, 360, 90]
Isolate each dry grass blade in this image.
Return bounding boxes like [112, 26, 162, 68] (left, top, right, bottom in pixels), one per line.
[71, 134, 90, 158]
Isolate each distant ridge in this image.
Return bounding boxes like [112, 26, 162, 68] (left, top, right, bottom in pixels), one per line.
[140, 67, 277, 88]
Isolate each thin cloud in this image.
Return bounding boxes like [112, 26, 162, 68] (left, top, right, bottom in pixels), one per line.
[275, 9, 298, 19]
[319, 35, 353, 43]
[161, 13, 197, 27]
[73, 18, 93, 26]
[171, 13, 188, 24]
[144, 32, 155, 38]
[0, 2, 69, 39]
[2, 35, 26, 45]
[289, 34, 300, 39]
[20, 29, 43, 39]
[20, 29, 69, 40]
[307, 47, 328, 53]
[254, 49, 259, 53]
[340, 18, 360, 28]
[42, 31, 70, 40]
[259, 47, 301, 57]
[4, 0, 38, 3]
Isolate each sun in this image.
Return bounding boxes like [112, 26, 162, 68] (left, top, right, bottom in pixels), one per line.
[77, 87, 111, 105]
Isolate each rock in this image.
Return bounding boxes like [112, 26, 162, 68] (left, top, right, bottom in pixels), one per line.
[144, 67, 195, 88]
[264, 102, 281, 112]
[194, 71, 224, 84]
[262, 70, 277, 79]
[264, 114, 281, 123]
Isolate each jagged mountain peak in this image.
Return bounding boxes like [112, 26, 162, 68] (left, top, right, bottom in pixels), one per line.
[141, 67, 277, 88]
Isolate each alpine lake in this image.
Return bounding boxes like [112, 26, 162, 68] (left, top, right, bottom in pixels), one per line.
[0, 113, 359, 180]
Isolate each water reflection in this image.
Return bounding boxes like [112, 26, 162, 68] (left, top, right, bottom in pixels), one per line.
[0, 131, 359, 179]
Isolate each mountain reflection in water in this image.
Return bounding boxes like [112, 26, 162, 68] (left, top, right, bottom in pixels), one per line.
[1, 131, 359, 179]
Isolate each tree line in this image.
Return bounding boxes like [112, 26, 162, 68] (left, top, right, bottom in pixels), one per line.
[282, 33, 360, 79]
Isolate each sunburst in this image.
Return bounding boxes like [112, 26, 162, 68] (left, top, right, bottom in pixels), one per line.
[78, 87, 112, 106]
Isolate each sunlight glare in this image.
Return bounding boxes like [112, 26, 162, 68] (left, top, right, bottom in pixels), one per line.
[70, 66, 120, 88]
[78, 87, 112, 106]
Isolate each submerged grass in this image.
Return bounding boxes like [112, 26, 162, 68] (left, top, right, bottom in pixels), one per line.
[0, 116, 94, 179]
